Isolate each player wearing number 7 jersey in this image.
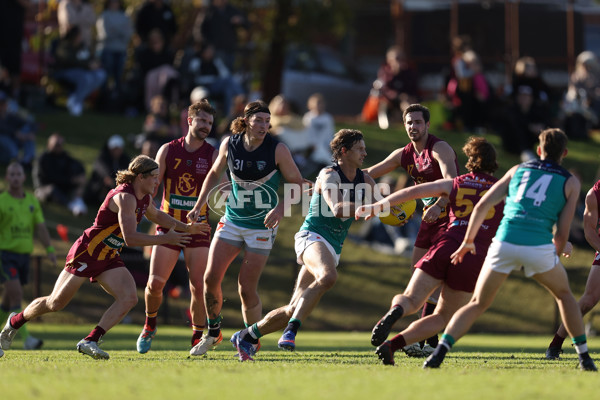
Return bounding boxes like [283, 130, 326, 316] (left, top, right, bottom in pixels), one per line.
[355, 137, 502, 365]
[424, 128, 597, 371]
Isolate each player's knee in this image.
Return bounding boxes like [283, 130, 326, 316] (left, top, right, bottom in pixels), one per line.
[579, 295, 598, 315]
[238, 284, 258, 303]
[146, 278, 166, 297]
[317, 270, 338, 290]
[47, 298, 67, 312]
[121, 293, 138, 310]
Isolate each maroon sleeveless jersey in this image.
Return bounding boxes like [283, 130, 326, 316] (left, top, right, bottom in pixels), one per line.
[399, 134, 459, 210]
[446, 172, 504, 245]
[160, 137, 215, 224]
[67, 183, 150, 263]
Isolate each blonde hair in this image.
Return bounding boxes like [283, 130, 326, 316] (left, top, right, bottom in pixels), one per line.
[116, 155, 158, 185]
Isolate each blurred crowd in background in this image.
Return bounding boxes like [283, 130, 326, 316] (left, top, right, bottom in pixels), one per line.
[2, 0, 600, 228]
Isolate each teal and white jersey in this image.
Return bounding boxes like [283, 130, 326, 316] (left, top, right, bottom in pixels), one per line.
[299, 164, 365, 254]
[495, 159, 571, 246]
[225, 133, 282, 229]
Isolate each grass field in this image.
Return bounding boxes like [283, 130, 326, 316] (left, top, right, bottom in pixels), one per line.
[1, 324, 598, 400]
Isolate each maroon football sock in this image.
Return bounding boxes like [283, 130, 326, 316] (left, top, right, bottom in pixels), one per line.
[84, 325, 106, 342]
[389, 334, 407, 353]
[549, 333, 567, 349]
[10, 312, 28, 329]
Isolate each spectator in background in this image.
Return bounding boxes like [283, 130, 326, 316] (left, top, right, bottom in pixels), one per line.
[197, 0, 248, 71]
[53, 26, 107, 116]
[511, 57, 552, 110]
[374, 46, 419, 127]
[0, 162, 56, 351]
[0, 0, 29, 98]
[302, 93, 334, 168]
[135, 0, 177, 45]
[34, 133, 88, 216]
[446, 46, 490, 133]
[178, 41, 244, 116]
[142, 95, 179, 143]
[84, 134, 131, 208]
[58, 0, 97, 49]
[0, 92, 36, 168]
[501, 85, 549, 162]
[561, 51, 600, 140]
[269, 94, 313, 173]
[133, 28, 179, 112]
[96, 0, 133, 102]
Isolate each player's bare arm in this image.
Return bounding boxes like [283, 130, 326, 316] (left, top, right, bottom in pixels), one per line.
[553, 175, 581, 255]
[35, 222, 57, 265]
[424, 141, 458, 221]
[356, 178, 453, 220]
[451, 165, 515, 264]
[113, 192, 191, 247]
[263, 143, 306, 229]
[187, 139, 229, 222]
[364, 148, 403, 180]
[583, 188, 600, 252]
[145, 202, 210, 236]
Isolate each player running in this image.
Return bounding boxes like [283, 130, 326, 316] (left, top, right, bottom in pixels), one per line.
[230, 129, 376, 361]
[0, 155, 209, 359]
[356, 137, 502, 365]
[424, 128, 597, 372]
[136, 100, 217, 353]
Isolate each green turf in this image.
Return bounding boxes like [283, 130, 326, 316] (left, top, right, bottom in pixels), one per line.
[1, 324, 598, 400]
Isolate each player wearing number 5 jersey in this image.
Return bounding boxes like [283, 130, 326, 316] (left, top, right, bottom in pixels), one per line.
[425, 128, 597, 371]
[356, 137, 502, 365]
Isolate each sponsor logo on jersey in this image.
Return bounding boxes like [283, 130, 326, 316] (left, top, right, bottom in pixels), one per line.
[169, 194, 197, 210]
[102, 234, 125, 249]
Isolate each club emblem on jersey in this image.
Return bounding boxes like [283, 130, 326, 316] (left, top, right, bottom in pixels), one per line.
[246, 161, 253, 168]
[256, 161, 266, 171]
[178, 172, 195, 194]
[187, 159, 192, 166]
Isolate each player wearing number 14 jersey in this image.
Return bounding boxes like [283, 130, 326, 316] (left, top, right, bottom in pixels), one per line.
[355, 137, 502, 365]
[425, 128, 597, 371]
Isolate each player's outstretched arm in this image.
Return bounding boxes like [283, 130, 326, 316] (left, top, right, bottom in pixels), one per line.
[451, 166, 515, 264]
[187, 139, 229, 223]
[114, 193, 192, 247]
[355, 179, 452, 220]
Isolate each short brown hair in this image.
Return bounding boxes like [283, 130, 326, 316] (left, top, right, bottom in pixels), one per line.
[330, 129, 364, 162]
[403, 104, 430, 123]
[116, 155, 158, 185]
[463, 136, 498, 174]
[188, 99, 216, 119]
[539, 128, 568, 162]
